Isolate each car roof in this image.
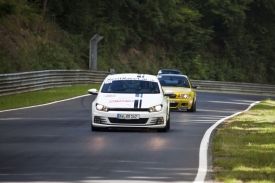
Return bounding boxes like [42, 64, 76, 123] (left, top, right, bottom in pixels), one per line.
[158, 69, 181, 73]
[157, 74, 188, 78]
[105, 73, 159, 82]
[159, 69, 181, 71]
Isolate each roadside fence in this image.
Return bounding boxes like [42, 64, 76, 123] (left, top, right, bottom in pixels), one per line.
[0, 70, 275, 97]
[0, 70, 109, 96]
[191, 79, 275, 96]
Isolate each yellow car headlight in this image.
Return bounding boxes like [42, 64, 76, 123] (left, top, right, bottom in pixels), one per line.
[178, 94, 190, 98]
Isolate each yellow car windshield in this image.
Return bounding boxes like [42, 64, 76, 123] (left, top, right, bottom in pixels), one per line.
[158, 76, 190, 88]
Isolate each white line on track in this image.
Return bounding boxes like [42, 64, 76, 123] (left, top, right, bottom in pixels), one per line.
[208, 100, 254, 105]
[193, 101, 260, 183]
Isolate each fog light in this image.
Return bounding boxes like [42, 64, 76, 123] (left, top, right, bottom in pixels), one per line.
[94, 116, 101, 123]
[156, 117, 164, 124]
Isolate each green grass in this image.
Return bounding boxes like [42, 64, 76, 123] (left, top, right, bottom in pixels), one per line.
[212, 99, 275, 183]
[0, 84, 101, 111]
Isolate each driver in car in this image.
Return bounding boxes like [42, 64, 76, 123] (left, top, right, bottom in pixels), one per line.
[137, 81, 151, 92]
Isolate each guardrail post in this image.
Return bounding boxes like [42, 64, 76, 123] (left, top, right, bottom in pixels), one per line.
[89, 34, 103, 70]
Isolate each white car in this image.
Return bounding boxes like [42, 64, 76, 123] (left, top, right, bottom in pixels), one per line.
[88, 73, 173, 132]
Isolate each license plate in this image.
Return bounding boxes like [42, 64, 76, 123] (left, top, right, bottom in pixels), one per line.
[117, 114, 140, 119]
[170, 100, 175, 103]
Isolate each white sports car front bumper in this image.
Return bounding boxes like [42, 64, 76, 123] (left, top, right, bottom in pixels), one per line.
[91, 107, 168, 129]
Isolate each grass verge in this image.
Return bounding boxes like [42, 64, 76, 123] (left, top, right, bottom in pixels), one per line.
[0, 84, 101, 111]
[212, 99, 275, 183]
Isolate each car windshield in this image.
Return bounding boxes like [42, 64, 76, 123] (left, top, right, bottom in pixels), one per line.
[158, 76, 190, 88]
[101, 80, 160, 94]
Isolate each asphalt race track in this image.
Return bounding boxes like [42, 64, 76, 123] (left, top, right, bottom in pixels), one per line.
[0, 91, 274, 183]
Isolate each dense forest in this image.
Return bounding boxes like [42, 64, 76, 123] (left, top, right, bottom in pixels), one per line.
[1, 0, 275, 84]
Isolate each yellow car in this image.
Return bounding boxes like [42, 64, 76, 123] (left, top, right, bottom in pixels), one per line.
[157, 74, 197, 112]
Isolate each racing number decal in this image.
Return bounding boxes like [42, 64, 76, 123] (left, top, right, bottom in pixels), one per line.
[135, 74, 144, 108]
[134, 93, 143, 108]
[137, 74, 145, 78]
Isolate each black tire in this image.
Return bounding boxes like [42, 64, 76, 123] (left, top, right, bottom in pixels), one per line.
[187, 99, 196, 112]
[157, 110, 170, 132]
[91, 123, 100, 131]
[167, 110, 170, 130]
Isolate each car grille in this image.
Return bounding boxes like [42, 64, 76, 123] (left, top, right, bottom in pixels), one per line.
[108, 118, 149, 124]
[170, 103, 178, 107]
[169, 94, 177, 98]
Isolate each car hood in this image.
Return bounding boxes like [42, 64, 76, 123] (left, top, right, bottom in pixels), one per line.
[162, 86, 192, 94]
[95, 93, 164, 108]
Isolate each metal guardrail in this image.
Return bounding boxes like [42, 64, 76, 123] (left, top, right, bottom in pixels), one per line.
[191, 79, 275, 96]
[0, 70, 109, 96]
[0, 70, 275, 96]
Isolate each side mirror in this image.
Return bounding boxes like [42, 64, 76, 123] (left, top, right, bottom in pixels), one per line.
[192, 85, 197, 89]
[88, 89, 98, 95]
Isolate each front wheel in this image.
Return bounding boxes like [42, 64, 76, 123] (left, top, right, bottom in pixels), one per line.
[91, 123, 100, 131]
[157, 111, 170, 132]
[187, 99, 196, 112]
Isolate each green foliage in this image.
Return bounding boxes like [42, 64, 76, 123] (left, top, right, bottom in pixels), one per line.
[1, 0, 275, 84]
[189, 54, 209, 80]
[112, 62, 128, 74]
[0, 0, 16, 18]
[0, 46, 16, 73]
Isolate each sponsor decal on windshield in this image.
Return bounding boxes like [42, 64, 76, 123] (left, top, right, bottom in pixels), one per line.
[104, 75, 157, 84]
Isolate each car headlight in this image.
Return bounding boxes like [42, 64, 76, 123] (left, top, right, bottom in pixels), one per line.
[178, 94, 190, 98]
[96, 103, 109, 111]
[149, 104, 163, 112]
